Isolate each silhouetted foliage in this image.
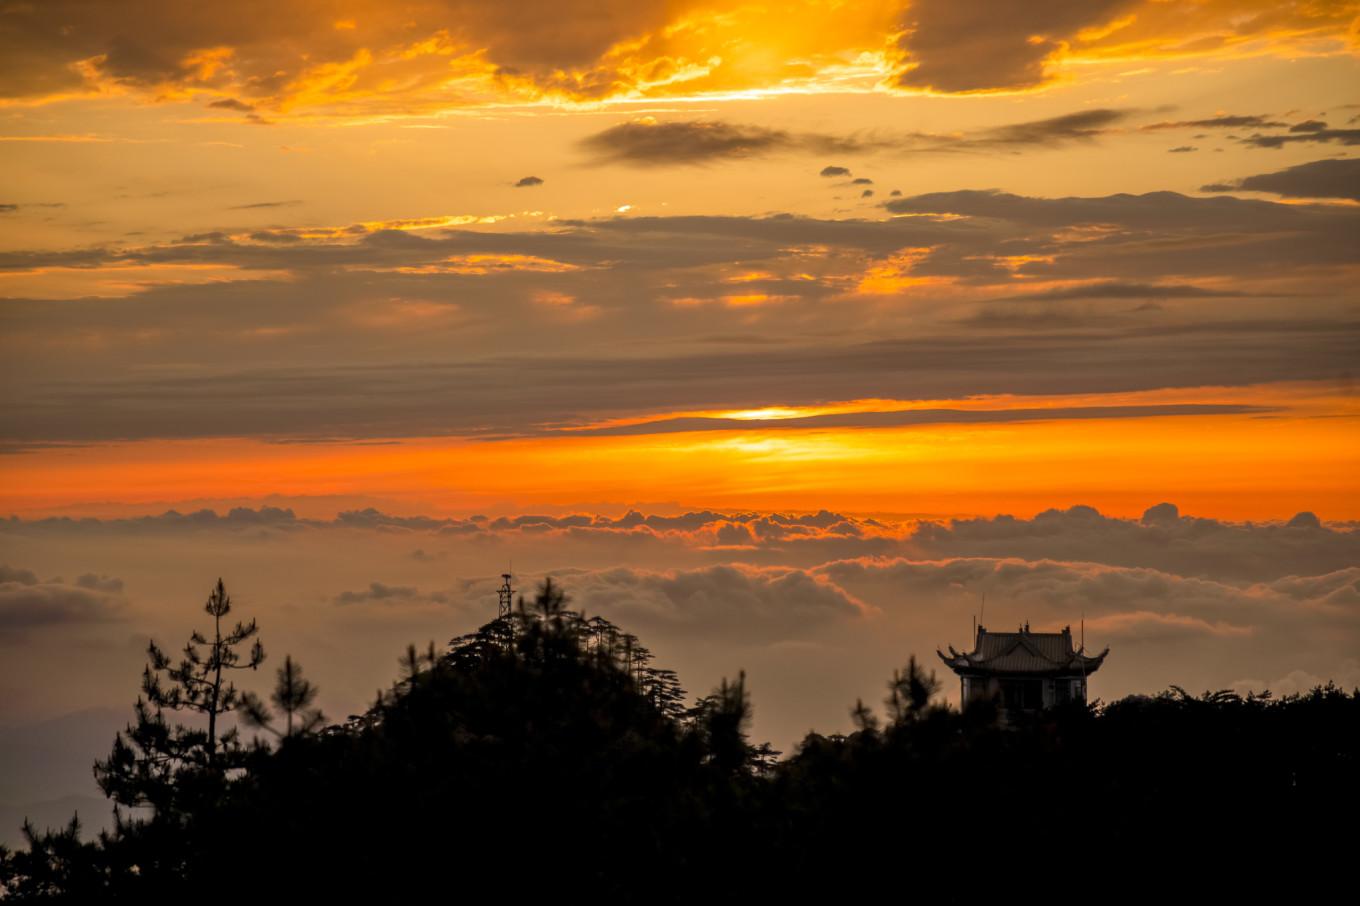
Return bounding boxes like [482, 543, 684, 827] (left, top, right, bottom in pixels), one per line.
[241, 655, 324, 739]
[4, 576, 1357, 900]
[689, 671, 779, 775]
[0, 817, 110, 900]
[92, 579, 265, 820]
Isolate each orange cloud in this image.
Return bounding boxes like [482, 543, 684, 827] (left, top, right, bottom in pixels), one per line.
[0, 263, 296, 300]
[344, 297, 463, 329]
[374, 253, 582, 276]
[890, 0, 1360, 94]
[1085, 610, 1254, 637]
[0, 1, 1353, 115]
[532, 289, 601, 320]
[853, 247, 947, 295]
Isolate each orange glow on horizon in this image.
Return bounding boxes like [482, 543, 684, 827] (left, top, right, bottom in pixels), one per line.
[559, 383, 1355, 432]
[4, 388, 1356, 522]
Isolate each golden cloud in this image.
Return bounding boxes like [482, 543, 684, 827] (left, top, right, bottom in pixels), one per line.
[0, 1, 1353, 115]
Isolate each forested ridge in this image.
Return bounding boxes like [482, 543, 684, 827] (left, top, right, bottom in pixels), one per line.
[2, 578, 1354, 900]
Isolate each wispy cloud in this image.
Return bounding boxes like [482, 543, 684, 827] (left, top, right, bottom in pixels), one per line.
[228, 200, 304, 210]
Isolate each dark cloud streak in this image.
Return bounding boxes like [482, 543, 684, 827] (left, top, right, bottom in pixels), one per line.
[228, 200, 303, 210]
[997, 281, 1254, 302]
[0, 323, 1349, 445]
[1240, 129, 1360, 149]
[553, 404, 1272, 438]
[1203, 158, 1360, 201]
[1143, 115, 1288, 130]
[580, 110, 1137, 166]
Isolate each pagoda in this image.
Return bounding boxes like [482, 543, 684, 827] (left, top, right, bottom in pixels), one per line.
[937, 623, 1108, 716]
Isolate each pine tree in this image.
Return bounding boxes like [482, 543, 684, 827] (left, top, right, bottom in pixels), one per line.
[94, 578, 265, 813]
[0, 815, 108, 899]
[884, 655, 941, 725]
[692, 671, 779, 774]
[241, 655, 325, 739]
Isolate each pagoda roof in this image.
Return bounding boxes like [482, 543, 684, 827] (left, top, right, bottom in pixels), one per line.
[937, 624, 1107, 676]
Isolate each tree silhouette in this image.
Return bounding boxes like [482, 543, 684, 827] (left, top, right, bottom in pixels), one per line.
[8, 575, 1357, 900]
[94, 578, 265, 813]
[241, 655, 324, 740]
[0, 816, 108, 900]
[690, 671, 778, 774]
[884, 654, 941, 724]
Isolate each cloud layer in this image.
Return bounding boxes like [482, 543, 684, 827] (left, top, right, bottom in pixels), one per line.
[10, 502, 1357, 583]
[3, 503, 1356, 745]
[0, 565, 126, 631]
[578, 109, 1139, 166]
[0, 1, 1354, 112]
[2, 187, 1355, 446]
[1204, 158, 1360, 201]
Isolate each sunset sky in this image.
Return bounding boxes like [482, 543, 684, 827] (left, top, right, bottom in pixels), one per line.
[1, 0, 1358, 841]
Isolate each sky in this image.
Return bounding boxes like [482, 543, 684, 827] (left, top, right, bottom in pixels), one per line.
[1, 0, 1358, 843]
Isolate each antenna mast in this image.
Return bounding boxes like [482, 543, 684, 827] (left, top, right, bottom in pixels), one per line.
[497, 572, 514, 620]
